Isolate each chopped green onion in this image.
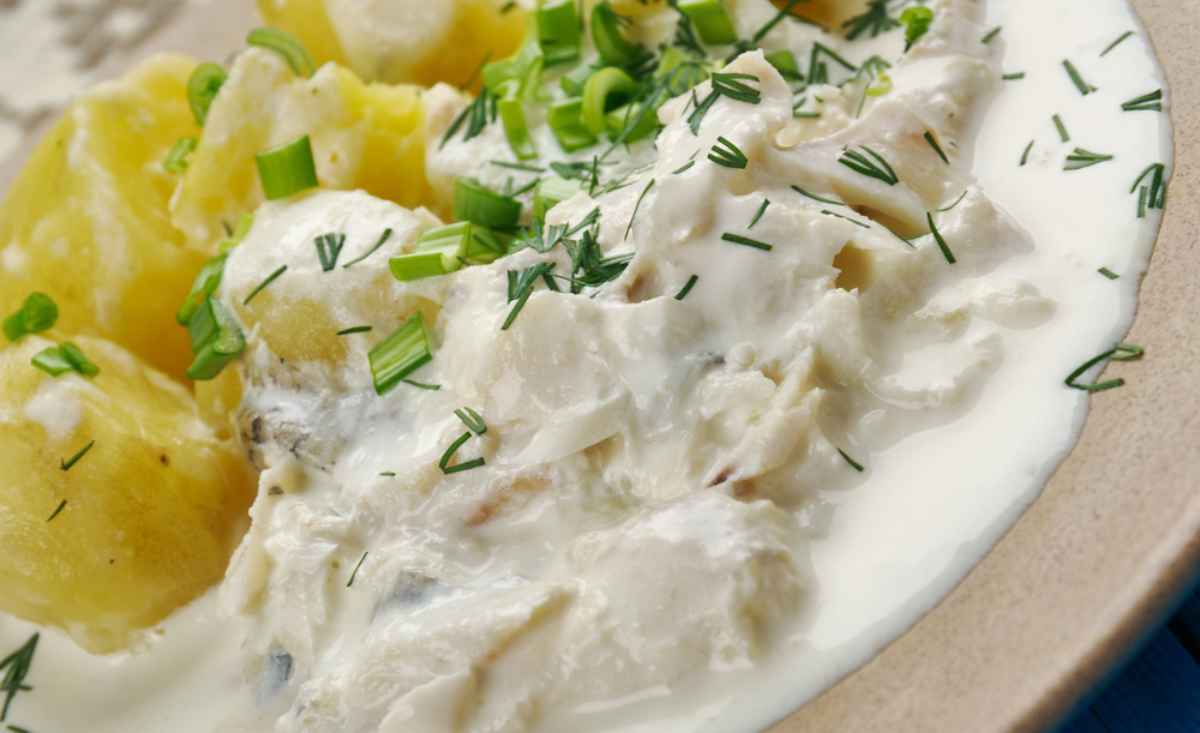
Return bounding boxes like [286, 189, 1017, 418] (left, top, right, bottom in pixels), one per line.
[389, 249, 462, 282]
[1052, 114, 1070, 143]
[32, 341, 99, 378]
[186, 298, 245, 381]
[837, 448, 865, 472]
[314, 232, 346, 272]
[591, 3, 647, 67]
[1098, 267, 1120, 280]
[899, 6, 934, 50]
[187, 62, 227, 125]
[346, 551, 367, 587]
[369, 313, 433, 396]
[439, 431, 486, 475]
[1064, 147, 1114, 172]
[677, 0, 738, 45]
[1002, 72, 1026, 81]
[604, 100, 660, 142]
[454, 406, 488, 435]
[46, 499, 67, 522]
[548, 98, 599, 152]
[924, 131, 950, 164]
[708, 136, 748, 169]
[534, 177, 582, 220]
[765, 50, 801, 80]
[60, 342, 100, 377]
[926, 212, 956, 264]
[845, 0, 900, 41]
[721, 232, 773, 251]
[60, 440, 95, 472]
[497, 96, 538, 160]
[674, 274, 699, 301]
[1062, 59, 1096, 95]
[175, 255, 226, 323]
[537, 0, 582, 66]
[256, 135, 318, 200]
[454, 178, 522, 229]
[483, 23, 545, 99]
[4, 292, 58, 342]
[1101, 31, 1134, 57]
[839, 145, 899, 186]
[247, 27, 315, 77]
[582, 67, 636, 135]
[163, 137, 198, 173]
[1122, 89, 1163, 112]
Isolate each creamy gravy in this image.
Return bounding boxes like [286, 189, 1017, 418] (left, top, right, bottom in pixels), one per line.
[0, 0, 1170, 731]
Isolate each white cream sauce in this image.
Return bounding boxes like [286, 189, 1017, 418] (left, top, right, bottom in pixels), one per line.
[0, 0, 1171, 731]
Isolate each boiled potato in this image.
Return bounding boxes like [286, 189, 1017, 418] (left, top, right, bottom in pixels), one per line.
[0, 334, 255, 653]
[256, 0, 527, 89]
[0, 55, 207, 378]
[170, 49, 435, 253]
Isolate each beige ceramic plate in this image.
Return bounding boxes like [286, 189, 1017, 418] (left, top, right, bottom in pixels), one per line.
[0, 2, 1195, 732]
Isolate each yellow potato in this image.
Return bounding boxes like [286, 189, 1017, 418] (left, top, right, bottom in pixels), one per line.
[170, 50, 436, 253]
[256, 0, 527, 89]
[0, 334, 255, 653]
[0, 55, 207, 378]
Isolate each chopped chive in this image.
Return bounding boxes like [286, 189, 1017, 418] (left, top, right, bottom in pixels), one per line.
[1062, 59, 1096, 95]
[314, 232, 346, 272]
[1100, 31, 1134, 57]
[1098, 267, 1120, 280]
[346, 551, 367, 587]
[243, 265, 288, 305]
[1065, 344, 1143, 392]
[402, 379, 442, 391]
[4, 292, 58, 343]
[843, 0, 899, 41]
[454, 178, 521, 230]
[838, 145, 899, 186]
[247, 27, 315, 77]
[792, 185, 845, 207]
[981, 26, 1002, 44]
[441, 86, 497, 149]
[708, 136, 748, 169]
[674, 274, 699, 301]
[439, 431, 486, 475]
[672, 159, 697, 175]
[625, 178, 656, 241]
[454, 407, 487, 435]
[1130, 163, 1167, 214]
[926, 212, 956, 264]
[379, 471, 397, 477]
[1002, 72, 1026, 81]
[748, 199, 771, 229]
[837, 448, 864, 472]
[1064, 147, 1114, 172]
[1122, 89, 1163, 112]
[46, 499, 67, 523]
[710, 72, 763, 104]
[187, 62, 227, 125]
[1020, 140, 1035, 166]
[721, 232, 774, 252]
[937, 190, 969, 212]
[923, 131, 950, 164]
[60, 440, 95, 471]
[337, 325, 372, 336]
[256, 135, 318, 200]
[1052, 114, 1070, 143]
[342, 228, 394, 269]
[0, 633, 39, 722]
[369, 313, 433, 396]
[163, 137, 198, 173]
[490, 160, 544, 173]
[820, 209, 869, 228]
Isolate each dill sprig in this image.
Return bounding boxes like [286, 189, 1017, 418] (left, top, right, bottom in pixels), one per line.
[1052, 114, 1070, 143]
[440, 87, 496, 148]
[346, 552, 367, 587]
[60, 440, 95, 472]
[0, 633, 39, 722]
[1019, 140, 1035, 166]
[837, 448, 865, 472]
[342, 228, 393, 269]
[792, 185, 845, 207]
[838, 145, 899, 186]
[843, 0, 899, 41]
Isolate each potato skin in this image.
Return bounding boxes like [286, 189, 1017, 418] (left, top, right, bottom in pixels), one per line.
[0, 55, 206, 379]
[0, 335, 255, 653]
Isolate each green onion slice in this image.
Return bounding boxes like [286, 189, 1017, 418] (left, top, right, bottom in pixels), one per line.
[177, 254, 229, 325]
[164, 137, 198, 173]
[4, 292, 58, 342]
[369, 313, 433, 396]
[32, 342, 99, 379]
[591, 3, 648, 68]
[256, 135, 318, 200]
[677, 0, 739, 46]
[582, 67, 637, 135]
[548, 98, 599, 152]
[454, 178, 522, 230]
[537, 0, 582, 66]
[247, 27, 316, 77]
[496, 96, 538, 160]
[187, 62, 227, 125]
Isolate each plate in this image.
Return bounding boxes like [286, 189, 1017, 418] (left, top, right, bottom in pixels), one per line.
[0, 2, 1195, 732]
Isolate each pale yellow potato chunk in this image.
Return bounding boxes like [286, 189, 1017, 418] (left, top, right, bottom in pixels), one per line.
[0, 335, 255, 653]
[170, 49, 435, 253]
[0, 55, 207, 378]
[256, 0, 527, 88]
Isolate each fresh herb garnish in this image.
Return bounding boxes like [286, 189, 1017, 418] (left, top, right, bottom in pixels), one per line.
[926, 212, 956, 264]
[625, 178, 656, 240]
[843, 0, 898, 41]
[314, 232, 346, 272]
[1065, 343, 1144, 392]
[441, 86, 497, 149]
[439, 431, 486, 475]
[1130, 163, 1167, 216]
[1122, 89, 1163, 112]
[0, 633, 38, 722]
[46, 499, 67, 523]
[899, 6, 934, 50]
[60, 440, 95, 472]
[1052, 114, 1070, 143]
[1001, 72, 1026, 81]
[708, 136, 749, 169]
[821, 209, 869, 228]
[937, 190, 969, 212]
[243, 265, 288, 305]
[1100, 31, 1134, 57]
[839, 145, 899, 186]
[720, 232, 774, 252]
[981, 26, 1002, 44]
[163, 137, 198, 173]
[923, 131, 950, 164]
[336, 325, 372, 336]
[1064, 147, 1114, 171]
[674, 274, 699, 301]
[342, 228, 394, 269]
[346, 552, 367, 587]
[1062, 59, 1096, 95]
[4, 293, 57, 343]
[1098, 267, 1120, 280]
[503, 262, 556, 329]
[454, 407, 487, 436]
[749, 199, 771, 229]
[1020, 140, 1035, 166]
[837, 448, 865, 472]
[792, 185, 845, 207]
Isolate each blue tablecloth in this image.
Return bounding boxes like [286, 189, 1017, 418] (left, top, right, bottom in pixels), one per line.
[1058, 584, 1200, 732]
